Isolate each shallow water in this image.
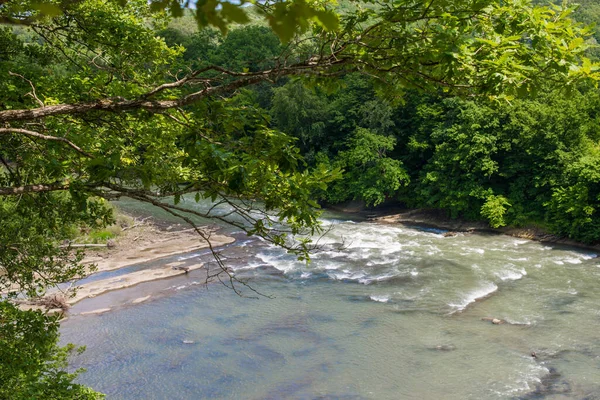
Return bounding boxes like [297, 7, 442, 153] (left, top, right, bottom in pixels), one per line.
[61, 213, 600, 399]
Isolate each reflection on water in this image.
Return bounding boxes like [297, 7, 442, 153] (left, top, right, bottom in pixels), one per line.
[61, 218, 600, 399]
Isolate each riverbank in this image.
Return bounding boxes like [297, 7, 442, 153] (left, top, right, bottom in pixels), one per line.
[327, 201, 600, 253]
[18, 215, 234, 316]
[369, 209, 600, 253]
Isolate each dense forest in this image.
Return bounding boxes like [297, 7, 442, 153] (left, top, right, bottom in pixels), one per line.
[1, 0, 599, 397]
[157, 10, 600, 244]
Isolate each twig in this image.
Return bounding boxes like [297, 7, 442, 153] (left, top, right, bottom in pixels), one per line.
[8, 71, 45, 108]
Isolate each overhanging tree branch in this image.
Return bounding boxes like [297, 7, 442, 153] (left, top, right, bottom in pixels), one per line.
[0, 128, 92, 158]
[0, 183, 71, 196]
[0, 60, 351, 123]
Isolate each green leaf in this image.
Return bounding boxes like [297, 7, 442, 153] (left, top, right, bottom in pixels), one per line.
[221, 2, 250, 24]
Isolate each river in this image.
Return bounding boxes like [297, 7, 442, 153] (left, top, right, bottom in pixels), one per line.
[60, 199, 600, 399]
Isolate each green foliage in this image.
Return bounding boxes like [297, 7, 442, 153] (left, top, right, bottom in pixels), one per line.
[0, 193, 113, 297]
[0, 302, 104, 399]
[545, 148, 600, 242]
[327, 128, 409, 206]
[481, 195, 511, 228]
[391, 90, 600, 242]
[84, 227, 119, 243]
[213, 25, 282, 71]
[0, 0, 340, 42]
[337, 0, 600, 101]
[270, 81, 329, 157]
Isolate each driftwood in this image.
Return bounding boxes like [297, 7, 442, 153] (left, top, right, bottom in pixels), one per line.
[59, 243, 108, 248]
[121, 216, 152, 231]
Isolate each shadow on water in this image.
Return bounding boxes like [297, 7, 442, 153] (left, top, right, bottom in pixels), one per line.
[517, 367, 572, 399]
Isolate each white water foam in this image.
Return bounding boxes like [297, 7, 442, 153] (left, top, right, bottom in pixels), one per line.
[504, 317, 533, 326]
[327, 270, 367, 281]
[495, 266, 527, 281]
[507, 257, 528, 262]
[255, 251, 302, 273]
[563, 258, 582, 264]
[449, 282, 498, 311]
[460, 247, 485, 255]
[369, 295, 390, 303]
[492, 362, 549, 398]
[358, 272, 400, 285]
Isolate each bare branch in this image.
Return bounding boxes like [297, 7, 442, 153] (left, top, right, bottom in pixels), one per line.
[0, 128, 92, 158]
[8, 71, 45, 108]
[0, 183, 70, 196]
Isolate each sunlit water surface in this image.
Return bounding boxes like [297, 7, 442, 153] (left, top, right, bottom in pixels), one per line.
[61, 205, 600, 399]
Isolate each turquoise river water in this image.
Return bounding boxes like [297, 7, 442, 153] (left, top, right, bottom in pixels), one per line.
[60, 201, 600, 399]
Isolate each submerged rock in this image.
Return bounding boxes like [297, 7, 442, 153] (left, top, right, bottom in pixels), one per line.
[172, 265, 190, 273]
[524, 367, 572, 398]
[481, 317, 505, 325]
[431, 344, 456, 352]
[80, 308, 111, 315]
[132, 295, 151, 304]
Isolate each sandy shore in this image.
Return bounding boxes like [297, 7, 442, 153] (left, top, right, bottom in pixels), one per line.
[18, 219, 235, 315]
[81, 224, 233, 274]
[68, 262, 207, 305]
[70, 223, 234, 304]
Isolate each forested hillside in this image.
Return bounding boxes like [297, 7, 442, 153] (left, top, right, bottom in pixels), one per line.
[159, 5, 600, 244]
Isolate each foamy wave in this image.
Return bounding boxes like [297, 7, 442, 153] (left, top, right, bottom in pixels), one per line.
[490, 363, 549, 397]
[449, 282, 498, 311]
[460, 247, 485, 255]
[358, 272, 400, 285]
[327, 269, 367, 282]
[313, 250, 347, 259]
[365, 255, 407, 266]
[369, 295, 390, 303]
[504, 317, 533, 326]
[563, 258, 582, 264]
[495, 267, 527, 281]
[508, 257, 528, 262]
